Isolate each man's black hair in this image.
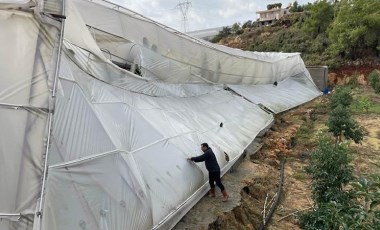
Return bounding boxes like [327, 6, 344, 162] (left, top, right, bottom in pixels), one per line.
[201, 143, 209, 149]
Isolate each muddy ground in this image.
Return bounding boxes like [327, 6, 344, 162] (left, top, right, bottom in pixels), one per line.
[175, 86, 380, 230]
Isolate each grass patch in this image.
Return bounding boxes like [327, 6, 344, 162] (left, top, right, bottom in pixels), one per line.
[296, 121, 314, 140]
[314, 100, 329, 114]
[346, 72, 360, 88]
[293, 172, 307, 181]
[351, 97, 380, 114]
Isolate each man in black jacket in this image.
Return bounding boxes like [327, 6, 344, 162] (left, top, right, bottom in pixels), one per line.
[188, 143, 229, 202]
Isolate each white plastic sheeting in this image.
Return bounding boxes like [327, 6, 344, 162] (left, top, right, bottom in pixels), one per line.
[0, 0, 36, 9]
[228, 73, 322, 114]
[61, 4, 222, 96]
[72, 0, 308, 85]
[41, 47, 274, 229]
[0, 0, 321, 229]
[0, 9, 59, 230]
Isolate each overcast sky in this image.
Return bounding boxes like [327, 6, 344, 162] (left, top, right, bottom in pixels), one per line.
[112, 0, 313, 31]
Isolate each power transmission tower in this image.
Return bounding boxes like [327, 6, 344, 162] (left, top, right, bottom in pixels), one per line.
[176, 0, 192, 32]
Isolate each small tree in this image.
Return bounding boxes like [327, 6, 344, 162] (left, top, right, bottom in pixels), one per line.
[327, 105, 364, 143]
[211, 27, 232, 43]
[368, 70, 380, 85]
[231, 22, 241, 34]
[300, 202, 348, 230]
[368, 70, 380, 94]
[290, 1, 304, 13]
[301, 149, 380, 229]
[242, 20, 252, 29]
[356, 96, 372, 113]
[303, 0, 334, 37]
[345, 176, 380, 228]
[220, 26, 232, 37]
[328, 0, 380, 59]
[330, 86, 353, 109]
[305, 135, 353, 204]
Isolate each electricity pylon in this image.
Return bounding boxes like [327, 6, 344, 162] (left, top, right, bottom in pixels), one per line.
[176, 0, 192, 32]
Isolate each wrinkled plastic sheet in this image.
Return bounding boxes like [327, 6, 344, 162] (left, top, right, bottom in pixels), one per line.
[228, 73, 322, 114]
[71, 0, 307, 85]
[0, 2, 321, 230]
[42, 48, 274, 229]
[0, 9, 58, 230]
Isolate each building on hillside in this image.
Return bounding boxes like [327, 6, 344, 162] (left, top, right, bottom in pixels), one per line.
[256, 7, 290, 26]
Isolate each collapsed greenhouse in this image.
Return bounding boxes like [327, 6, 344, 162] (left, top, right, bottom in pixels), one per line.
[0, 0, 321, 229]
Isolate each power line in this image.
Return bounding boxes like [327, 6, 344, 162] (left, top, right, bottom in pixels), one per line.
[175, 0, 192, 32]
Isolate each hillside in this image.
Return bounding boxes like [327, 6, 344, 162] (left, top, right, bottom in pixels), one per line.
[212, 0, 380, 72]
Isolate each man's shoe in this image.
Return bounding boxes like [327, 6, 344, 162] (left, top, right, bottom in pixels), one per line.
[221, 190, 229, 202]
[209, 188, 216, 198]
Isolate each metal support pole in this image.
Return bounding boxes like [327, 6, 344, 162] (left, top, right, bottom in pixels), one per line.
[36, 0, 66, 220]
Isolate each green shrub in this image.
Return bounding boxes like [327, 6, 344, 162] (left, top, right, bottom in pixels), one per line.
[374, 82, 380, 94]
[305, 135, 353, 204]
[330, 87, 353, 109]
[327, 104, 364, 143]
[347, 72, 359, 88]
[368, 70, 380, 93]
[368, 70, 380, 85]
[235, 29, 244, 35]
[352, 96, 372, 113]
[300, 202, 347, 230]
[242, 20, 252, 29]
[249, 27, 312, 53]
[347, 176, 380, 229]
[300, 176, 380, 230]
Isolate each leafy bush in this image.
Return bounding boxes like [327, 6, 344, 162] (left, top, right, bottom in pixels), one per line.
[249, 27, 312, 53]
[352, 96, 372, 113]
[231, 22, 241, 34]
[327, 104, 364, 143]
[301, 134, 380, 230]
[328, 0, 380, 59]
[290, 1, 304, 13]
[374, 83, 380, 94]
[300, 202, 347, 230]
[300, 176, 380, 230]
[309, 34, 329, 53]
[368, 70, 380, 85]
[330, 87, 353, 109]
[368, 70, 380, 93]
[302, 52, 342, 70]
[211, 27, 232, 43]
[235, 29, 244, 35]
[305, 135, 353, 204]
[347, 72, 360, 88]
[302, 0, 334, 37]
[347, 177, 380, 229]
[242, 20, 252, 29]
